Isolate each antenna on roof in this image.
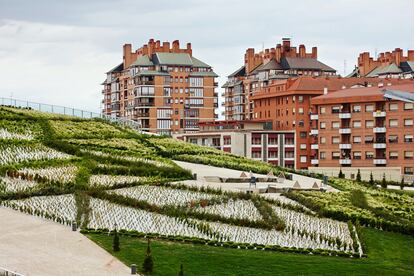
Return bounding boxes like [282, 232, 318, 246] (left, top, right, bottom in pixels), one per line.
[343, 60, 347, 76]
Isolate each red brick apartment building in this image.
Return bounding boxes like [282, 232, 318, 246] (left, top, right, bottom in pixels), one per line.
[173, 120, 296, 168]
[348, 48, 414, 79]
[102, 39, 218, 135]
[222, 38, 336, 121]
[308, 83, 414, 181]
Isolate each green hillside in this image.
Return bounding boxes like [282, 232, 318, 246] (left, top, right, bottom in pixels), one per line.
[1, 106, 413, 275]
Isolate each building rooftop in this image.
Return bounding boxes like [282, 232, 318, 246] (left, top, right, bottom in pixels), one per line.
[311, 83, 414, 104]
[280, 57, 336, 72]
[106, 63, 124, 74]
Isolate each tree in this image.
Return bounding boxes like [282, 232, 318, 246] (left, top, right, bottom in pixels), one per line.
[369, 172, 374, 186]
[356, 169, 361, 182]
[381, 173, 387, 189]
[400, 177, 405, 190]
[112, 229, 120, 252]
[143, 239, 154, 273]
[178, 264, 184, 276]
[338, 168, 345, 179]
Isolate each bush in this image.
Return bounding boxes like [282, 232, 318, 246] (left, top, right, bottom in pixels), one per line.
[338, 169, 345, 179]
[381, 174, 387, 189]
[350, 190, 369, 209]
[356, 169, 361, 182]
[142, 239, 154, 273]
[369, 172, 374, 186]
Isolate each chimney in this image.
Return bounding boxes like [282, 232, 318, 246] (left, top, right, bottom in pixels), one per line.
[299, 44, 306, 58]
[155, 40, 161, 48]
[186, 42, 192, 55]
[311, 47, 318, 58]
[408, 50, 414, 61]
[163, 41, 170, 52]
[282, 38, 291, 51]
[172, 40, 180, 52]
[148, 39, 155, 56]
[123, 43, 132, 68]
[275, 44, 282, 62]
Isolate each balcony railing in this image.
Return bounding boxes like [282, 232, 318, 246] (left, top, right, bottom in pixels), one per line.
[339, 112, 351, 119]
[373, 111, 386, 117]
[310, 114, 319, 120]
[339, 128, 351, 134]
[339, 144, 352, 149]
[373, 159, 387, 165]
[339, 159, 352, 165]
[311, 144, 319, 150]
[373, 127, 386, 133]
[311, 159, 319, 165]
[373, 143, 386, 149]
[310, 129, 318, 135]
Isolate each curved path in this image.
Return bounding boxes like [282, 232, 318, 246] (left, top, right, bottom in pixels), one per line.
[0, 207, 130, 276]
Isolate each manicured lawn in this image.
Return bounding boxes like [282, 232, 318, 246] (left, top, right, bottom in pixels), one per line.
[87, 228, 414, 275]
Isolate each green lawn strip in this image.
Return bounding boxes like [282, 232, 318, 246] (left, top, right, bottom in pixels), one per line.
[86, 228, 414, 276]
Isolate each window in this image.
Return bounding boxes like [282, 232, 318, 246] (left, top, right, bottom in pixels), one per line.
[404, 167, 414, 175]
[365, 120, 374, 128]
[365, 104, 374, 112]
[404, 118, 413, 126]
[300, 132, 307, 138]
[404, 151, 413, 159]
[268, 151, 278, 158]
[365, 136, 374, 144]
[189, 138, 198, 144]
[332, 121, 340, 129]
[320, 137, 326, 144]
[298, 96, 304, 103]
[320, 122, 326, 129]
[251, 136, 261, 145]
[332, 106, 341, 113]
[332, 136, 340, 144]
[353, 151, 362, 160]
[320, 107, 326, 114]
[332, 152, 340, 160]
[388, 135, 398, 143]
[404, 103, 413, 110]
[353, 136, 361, 143]
[365, 152, 374, 159]
[404, 135, 413, 143]
[300, 156, 307, 163]
[353, 120, 361, 128]
[389, 119, 399, 127]
[223, 136, 231, 145]
[389, 103, 398, 111]
[298, 107, 304, 114]
[389, 151, 398, 159]
[252, 151, 262, 158]
[268, 136, 277, 145]
[352, 105, 361, 113]
[320, 152, 326, 159]
[300, 144, 307, 150]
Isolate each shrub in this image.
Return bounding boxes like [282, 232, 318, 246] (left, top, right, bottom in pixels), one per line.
[381, 174, 387, 189]
[356, 169, 361, 182]
[142, 239, 154, 273]
[369, 172, 374, 186]
[112, 229, 120, 252]
[350, 190, 369, 209]
[400, 177, 404, 190]
[338, 169, 345, 179]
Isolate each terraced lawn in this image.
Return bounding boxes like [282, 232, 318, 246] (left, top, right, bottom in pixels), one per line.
[87, 228, 414, 275]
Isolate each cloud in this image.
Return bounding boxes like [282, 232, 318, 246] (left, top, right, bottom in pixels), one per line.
[0, 0, 413, 113]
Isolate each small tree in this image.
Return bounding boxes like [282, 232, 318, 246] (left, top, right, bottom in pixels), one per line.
[381, 173, 387, 189]
[356, 169, 361, 182]
[143, 239, 154, 273]
[338, 168, 345, 179]
[369, 172, 374, 186]
[400, 177, 405, 190]
[112, 229, 120, 252]
[179, 264, 184, 276]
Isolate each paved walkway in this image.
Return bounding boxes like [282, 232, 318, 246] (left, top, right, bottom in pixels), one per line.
[0, 207, 130, 276]
[173, 161, 336, 192]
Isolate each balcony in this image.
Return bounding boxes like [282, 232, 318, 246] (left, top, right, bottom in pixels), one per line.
[339, 159, 352, 165]
[311, 144, 319, 150]
[373, 111, 386, 117]
[339, 144, 352, 149]
[339, 128, 351, 134]
[310, 114, 319, 120]
[310, 129, 318, 135]
[373, 143, 386, 149]
[373, 159, 387, 165]
[339, 113, 351, 119]
[373, 127, 386, 133]
[311, 159, 319, 165]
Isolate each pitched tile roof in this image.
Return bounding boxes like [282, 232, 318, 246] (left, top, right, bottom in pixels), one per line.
[131, 55, 154, 66]
[106, 63, 124, 73]
[153, 52, 194, 66]
[281, 57, 336, 72]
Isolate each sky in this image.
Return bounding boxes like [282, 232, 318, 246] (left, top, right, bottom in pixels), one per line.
[0, 0, 413, 113]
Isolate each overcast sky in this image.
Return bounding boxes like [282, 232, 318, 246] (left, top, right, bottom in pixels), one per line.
[0, 0, 413, 112]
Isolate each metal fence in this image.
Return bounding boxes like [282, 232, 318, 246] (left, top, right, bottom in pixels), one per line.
[0, 267, 25, 276]
[0, 97, 141, 131]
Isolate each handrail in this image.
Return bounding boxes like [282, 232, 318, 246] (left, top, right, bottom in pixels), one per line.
[0, 267, 25, 276]
[0, 97, 141, 132]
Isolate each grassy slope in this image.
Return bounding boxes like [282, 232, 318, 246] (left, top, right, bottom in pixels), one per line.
[87, 228, 414, 276]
